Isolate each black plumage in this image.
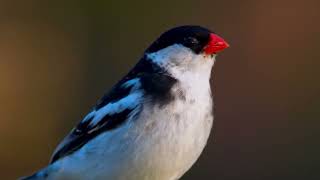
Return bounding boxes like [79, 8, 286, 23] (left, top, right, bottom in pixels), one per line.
[146, 25, 212, 54]
[48, 25, 212, 165]
[50, 56, 177, 163]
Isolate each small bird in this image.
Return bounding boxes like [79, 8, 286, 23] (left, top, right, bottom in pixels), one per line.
[22, 25, 229, 180]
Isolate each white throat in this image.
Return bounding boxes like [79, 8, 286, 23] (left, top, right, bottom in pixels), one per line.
[142, 45, 215, 180]
[146, 44, 215, 85]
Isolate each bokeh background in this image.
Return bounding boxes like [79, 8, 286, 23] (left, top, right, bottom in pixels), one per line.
[1, 0, 319, 179]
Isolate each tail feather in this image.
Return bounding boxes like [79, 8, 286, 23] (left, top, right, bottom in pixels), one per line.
[20, 166, 52, 180]
[19, 173, 42, 180]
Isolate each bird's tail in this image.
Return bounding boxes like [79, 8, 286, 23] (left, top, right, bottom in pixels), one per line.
[19, 165, 56, 180]
[19, 170, 50, 180]
[20, 173, 42, 180]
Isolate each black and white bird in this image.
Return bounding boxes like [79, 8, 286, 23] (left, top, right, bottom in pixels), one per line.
[22, 25, 229, 180]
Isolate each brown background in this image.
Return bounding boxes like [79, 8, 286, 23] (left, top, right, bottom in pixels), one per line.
[1, 0, 319, 179]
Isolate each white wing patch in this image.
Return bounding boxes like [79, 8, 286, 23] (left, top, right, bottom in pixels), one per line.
[82, 78, 143, 127]
[121, 78, 141, 90]
[89, 92, 143, 126]
[82, 111, 95, 122]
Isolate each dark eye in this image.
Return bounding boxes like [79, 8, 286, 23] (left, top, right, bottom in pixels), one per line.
[184, 37, 199, 45]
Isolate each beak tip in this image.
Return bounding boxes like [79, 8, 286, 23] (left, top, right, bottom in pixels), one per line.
[204, 33, 230, 54]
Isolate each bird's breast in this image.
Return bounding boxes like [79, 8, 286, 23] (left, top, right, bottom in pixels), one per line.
[57, 79, 214, 180]
[130, 81, 214, 180]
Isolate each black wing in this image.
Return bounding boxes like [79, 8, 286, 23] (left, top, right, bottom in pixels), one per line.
[50, 77, 142, 163]
[50, 56, 177, 163]
[50, 108, 136, 163]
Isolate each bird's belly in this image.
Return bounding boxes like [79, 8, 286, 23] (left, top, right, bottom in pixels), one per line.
[58, 98, 213, 180]
[125, 99, 214, 180]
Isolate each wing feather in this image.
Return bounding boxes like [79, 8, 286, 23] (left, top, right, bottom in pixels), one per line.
[50, 78, 143, 163]
[49, 55, 175, 163]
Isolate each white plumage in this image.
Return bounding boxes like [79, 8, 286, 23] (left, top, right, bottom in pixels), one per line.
[21, 25, 229, 180]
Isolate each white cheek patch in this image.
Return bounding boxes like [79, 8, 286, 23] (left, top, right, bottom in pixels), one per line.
[145, 43, 214, 76]
[146, 44, 192, 68]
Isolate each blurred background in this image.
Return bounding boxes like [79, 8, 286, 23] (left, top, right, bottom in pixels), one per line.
[1, 0, 319, 179]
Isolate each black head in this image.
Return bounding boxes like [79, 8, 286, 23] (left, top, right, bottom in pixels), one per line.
[146, 26, 213, 54]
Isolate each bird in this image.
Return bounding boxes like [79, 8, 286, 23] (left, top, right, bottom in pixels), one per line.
[21, 25, 229, 180]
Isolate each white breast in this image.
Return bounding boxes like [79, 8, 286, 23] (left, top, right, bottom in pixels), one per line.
[132, 82, 214, 180]
[111, 53, 216, 180]
[134, 57, 214, 180]
[51, 48, 216, 180]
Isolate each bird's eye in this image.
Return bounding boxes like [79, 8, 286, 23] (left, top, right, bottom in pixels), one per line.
[184, 37, 199, 45]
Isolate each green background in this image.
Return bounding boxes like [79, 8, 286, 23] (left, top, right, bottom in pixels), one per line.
[1, 0, 319, 179]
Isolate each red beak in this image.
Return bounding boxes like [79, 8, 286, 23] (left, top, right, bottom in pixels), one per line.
[203, 33, 229, 55]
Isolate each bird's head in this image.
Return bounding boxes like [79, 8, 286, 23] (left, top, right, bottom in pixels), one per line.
[145, 26, 229, 78]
